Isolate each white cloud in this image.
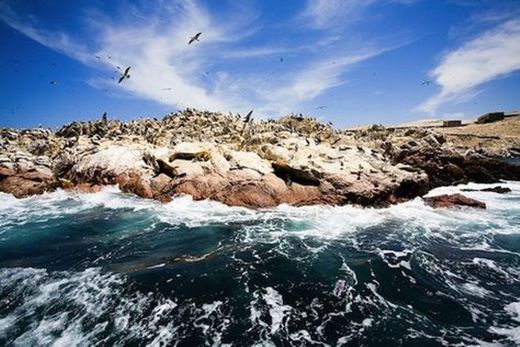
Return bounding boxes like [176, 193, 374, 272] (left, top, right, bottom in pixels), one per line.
[299, 0, 377, 30]
[418, 19, 520, 114]
[221, 46, 290, 59]
[256, 46, 405, 115]
[1, 0, 409, 117]
[0, 3, 94, 65]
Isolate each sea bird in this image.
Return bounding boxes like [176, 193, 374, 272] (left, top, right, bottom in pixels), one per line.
[118, 66, 131, 84]
[189, 32, 202, 45]
[422, 80, 432, 86]
[244, 110, 253, 123]
[241, 110, 253, 135]
[316, 105, 327, 110]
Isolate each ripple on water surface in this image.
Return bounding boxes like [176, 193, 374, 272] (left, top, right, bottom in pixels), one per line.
[0, 182, 519, 346]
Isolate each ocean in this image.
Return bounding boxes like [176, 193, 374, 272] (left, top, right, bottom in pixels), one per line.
[0, 182, 519, 346]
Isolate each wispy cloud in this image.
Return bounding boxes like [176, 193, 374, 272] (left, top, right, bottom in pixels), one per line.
[298, 0, 419, 30]
[1, 0, 409, 117]
[299, 0, 377, 30]
[418, 19, 520, 114]
[220, 46, 290, 59]
[255, 44, 410, 115]
[0, 3, 94, 65]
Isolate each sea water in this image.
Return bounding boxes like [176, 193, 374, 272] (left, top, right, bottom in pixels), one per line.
[0, 182, 519, 346]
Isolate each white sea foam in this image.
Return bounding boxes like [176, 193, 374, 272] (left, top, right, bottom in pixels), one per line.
[0, 267, 229, 346]
[1, 182, 518, 240]
[489, 326, 520, 345]
[505, 302, 520, 322]
[263, 287, 292, 334]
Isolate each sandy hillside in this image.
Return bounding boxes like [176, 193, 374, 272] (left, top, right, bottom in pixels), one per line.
[437, 116, 520, 155]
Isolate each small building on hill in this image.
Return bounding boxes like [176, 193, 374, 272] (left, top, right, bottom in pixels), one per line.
[476, 112, 505, 124]
[442, 120, 462, 127]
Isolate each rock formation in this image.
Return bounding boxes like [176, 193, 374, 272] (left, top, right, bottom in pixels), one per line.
[0, 109, 518, 208]
[423, 194, 486, 209]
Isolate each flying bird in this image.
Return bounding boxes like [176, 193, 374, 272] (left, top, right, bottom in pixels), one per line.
[49, 80, 58, 85]
[189, 32, 202, 45]
[422, 80, 432, 86]
[118, 66, 131, 84]
[280, 57, 284, 62]
[316, 105, 327, 110]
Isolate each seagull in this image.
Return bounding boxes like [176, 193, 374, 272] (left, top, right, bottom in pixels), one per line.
[316, 105, 327, 110]
[118, 66, 131, 84]
[280, 57, 284, 62]
[244, 110, 253, 123]
[49, 80, 58, 85]
[241, 110, 253, 135]
[189, 32, 202, 45]
[422, 80, 432, 86]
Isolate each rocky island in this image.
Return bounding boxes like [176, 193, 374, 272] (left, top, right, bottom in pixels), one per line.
[1, 109, 519, 208]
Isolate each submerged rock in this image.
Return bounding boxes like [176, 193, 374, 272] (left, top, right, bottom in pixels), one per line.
[461, 186, 512, 194]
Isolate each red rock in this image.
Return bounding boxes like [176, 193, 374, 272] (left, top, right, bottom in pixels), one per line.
[387, 194, 397, 204]
[171, 172, 340, 208]
[150, 174, 172, 193]
[149, 173, 175, 201]
[0, 166, 16, 179]
[20, 168, 54, 182]
[58, 178, 75, 189]
[423, 193, 486, 209]
[116, 173, 154, 199]
[0, 176, 49, 198]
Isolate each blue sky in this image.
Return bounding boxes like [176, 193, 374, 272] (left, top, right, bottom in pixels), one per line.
[1, 0, 519, 128]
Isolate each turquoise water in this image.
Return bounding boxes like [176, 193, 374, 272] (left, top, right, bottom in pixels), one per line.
[0, 182, 519, 346]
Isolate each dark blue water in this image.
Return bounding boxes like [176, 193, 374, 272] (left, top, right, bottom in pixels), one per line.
[0, 183, 519, 346]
